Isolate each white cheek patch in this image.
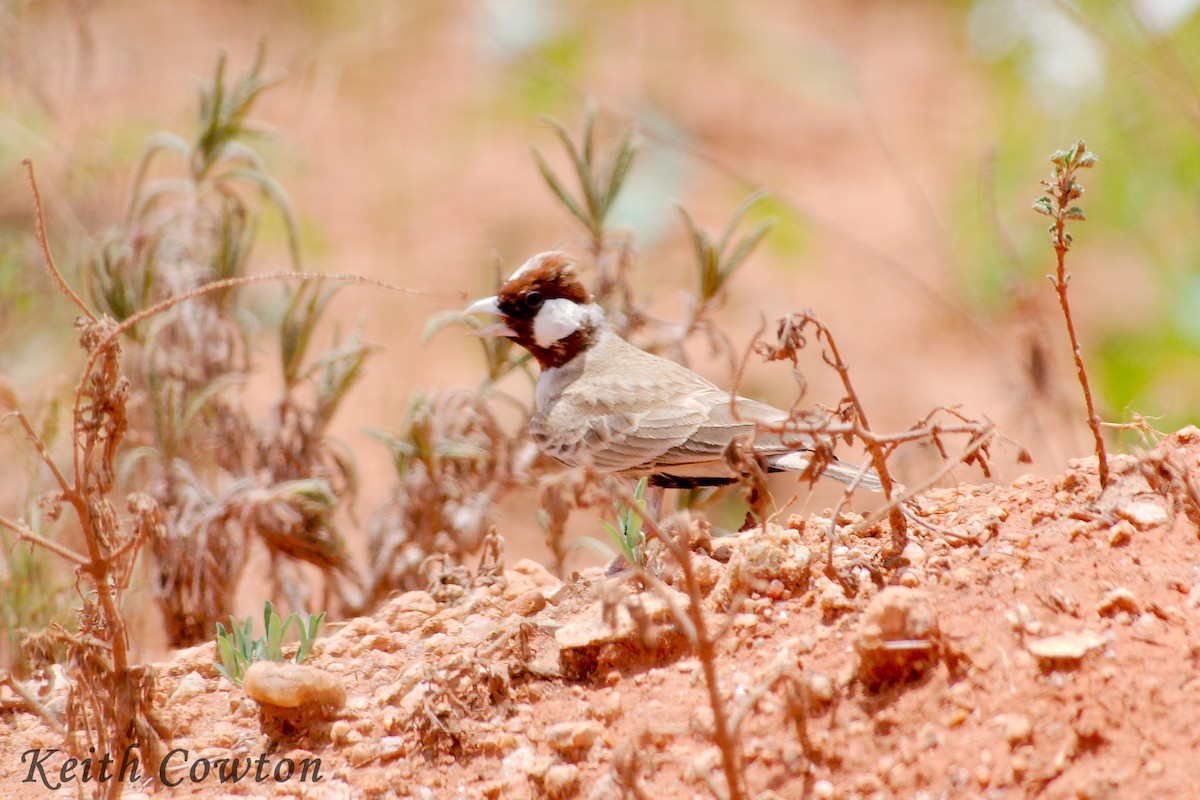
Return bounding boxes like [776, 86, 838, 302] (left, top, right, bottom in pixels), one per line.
[533, 299, 596, 347]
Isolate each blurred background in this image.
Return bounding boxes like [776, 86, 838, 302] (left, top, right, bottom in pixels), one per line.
[1, 0, 1198, 654]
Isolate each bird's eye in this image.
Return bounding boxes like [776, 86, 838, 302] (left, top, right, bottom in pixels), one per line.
[524, 291, 543, 310]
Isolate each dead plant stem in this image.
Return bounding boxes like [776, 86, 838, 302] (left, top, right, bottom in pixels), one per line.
[610, 480, 745, 800]
[1051, 233, 1109, 488]
[0, 672, 66, 736]
[812, 319, 907, 552]
[22, 160, 96, 322]
[0, 515, 90, 565]
[846, 424, 996, 538]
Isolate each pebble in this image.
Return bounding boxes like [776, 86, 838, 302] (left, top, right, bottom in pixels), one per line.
[543, 764, 579, 798]
[853, 587, 940, 688]
[1108, 520, 1135, 547]
[242, 662, 346, 710]
[733, 613, 759, 632]
[994, 713, 1033, 746]
[379, 736, 406, 762]
[346, 742, 375, 767]
[808, 673, 835, 705]
[1026, 630, 1105, 664]
[543, 721, 603, 754]
[1114, 500, 1169, 531]
[1096, 588, 1140, 617]
[168, 671, 207, 705]
[507, 589, 547, 617]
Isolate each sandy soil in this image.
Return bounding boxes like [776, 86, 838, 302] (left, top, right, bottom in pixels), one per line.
[4, 430, 1200, 799]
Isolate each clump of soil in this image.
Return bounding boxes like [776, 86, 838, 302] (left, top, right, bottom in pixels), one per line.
[2, 429, 1200, 799]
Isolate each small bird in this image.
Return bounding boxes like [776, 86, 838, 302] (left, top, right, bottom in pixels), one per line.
[464, 251, 880, 492]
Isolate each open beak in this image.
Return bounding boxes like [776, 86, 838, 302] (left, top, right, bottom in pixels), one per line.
[463, 296, 516, 338]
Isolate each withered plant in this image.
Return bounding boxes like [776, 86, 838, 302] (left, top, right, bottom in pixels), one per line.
[0, 162, 169, 800]
[362, 389, 520, 605]
[87, 47, 366, 644]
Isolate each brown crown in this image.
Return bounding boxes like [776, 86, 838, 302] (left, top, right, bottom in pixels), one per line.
[494, 252, 598, 370]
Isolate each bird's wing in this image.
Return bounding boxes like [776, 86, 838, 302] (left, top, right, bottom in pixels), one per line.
[532, 386, 712, 473]
[642, 394, 801, 468]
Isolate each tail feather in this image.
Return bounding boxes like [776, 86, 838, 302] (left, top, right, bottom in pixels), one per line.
[770, 451, 883, 492]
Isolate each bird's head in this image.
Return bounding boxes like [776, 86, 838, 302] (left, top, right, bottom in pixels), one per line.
[463, 251, 604, 369]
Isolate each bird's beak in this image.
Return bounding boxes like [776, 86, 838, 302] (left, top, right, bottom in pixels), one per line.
[463, 295, 516, 338]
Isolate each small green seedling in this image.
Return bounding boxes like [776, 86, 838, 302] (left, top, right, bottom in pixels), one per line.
[602, 477, 649, 570]
[214, 600, 325, 684]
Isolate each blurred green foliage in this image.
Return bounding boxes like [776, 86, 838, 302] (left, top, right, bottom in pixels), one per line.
[953, 0, 1200, 435]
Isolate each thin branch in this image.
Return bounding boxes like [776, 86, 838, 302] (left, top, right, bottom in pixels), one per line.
[846, 424, 997, 539]
[0, 671, 66, 736]
[71, 270, 466, 456]
[3, 410, 73, 494]
[0, 514, 90, 565]
[22, 159, 96, 322]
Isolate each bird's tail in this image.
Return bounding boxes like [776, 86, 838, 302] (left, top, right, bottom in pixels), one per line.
[770, 451, 883, 492]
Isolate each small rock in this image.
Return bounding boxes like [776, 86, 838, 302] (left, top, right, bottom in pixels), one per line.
[506, 589, 547, 617]
[346, 742, 375, 767]
[815, 574, 858, 617]
[807, 673, 835, 707]
[543, 764, 580, 799]
[994, 713, 1033, 746]
[543, 721, 603, 757]
[901, 541, 926, 567]
[1026, 630, 1104, 666]
[1114, 500, 1169, 531]
[710, 524, 812, 609]
[555, 589, 687, 680]
[242, 662, 346, 710]
[1096, 588, 1140, 618]
[732, 613, 759, 632]
[330, 720, 353, 744]
[692, 554, 723, 595]
[1108, 520, 1134, 547]
[512, 558, 560, 591]
[853, 587, 940, 689]
[379, 736, 406, 762]
[168, 671, 207, 705]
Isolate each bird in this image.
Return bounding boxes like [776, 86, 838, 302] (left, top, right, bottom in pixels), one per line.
[463, 251, 882, 496]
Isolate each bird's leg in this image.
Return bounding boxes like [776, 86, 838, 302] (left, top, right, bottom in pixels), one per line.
[643, 484, 665, 528]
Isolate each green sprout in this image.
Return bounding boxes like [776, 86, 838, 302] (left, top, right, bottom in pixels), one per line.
[602, 477, 649, 570]
[530, 103, 638, 253]
[677, 191, 774, 310]
[214, 600, 325, 685]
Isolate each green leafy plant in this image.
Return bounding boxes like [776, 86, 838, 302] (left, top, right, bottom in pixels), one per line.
[678, 191, 774, 311]
[214, 600, 325, 685]
[601, 476, 649, 570]
[531, 103, 638, 256]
